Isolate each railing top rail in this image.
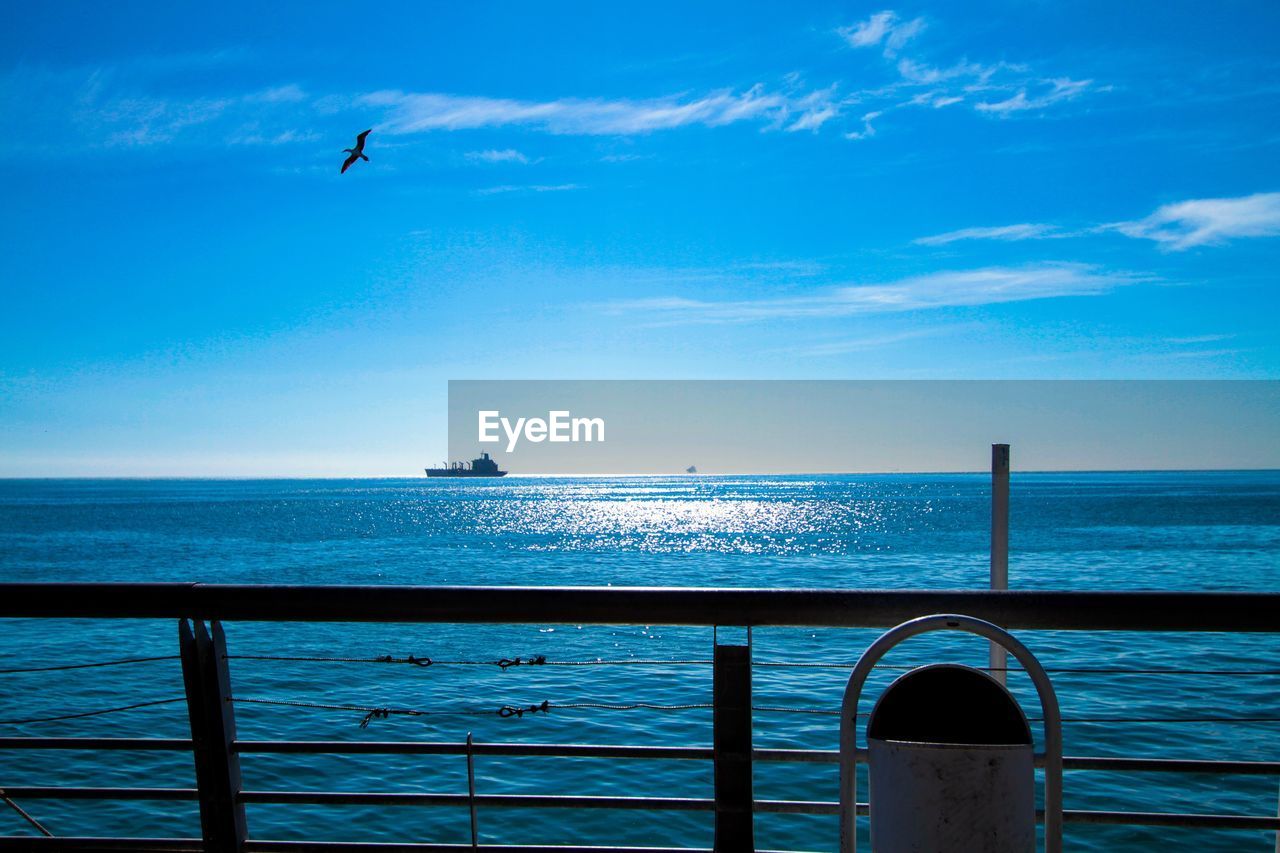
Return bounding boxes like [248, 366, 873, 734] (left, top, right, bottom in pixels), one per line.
[1, 584, 1278, 631]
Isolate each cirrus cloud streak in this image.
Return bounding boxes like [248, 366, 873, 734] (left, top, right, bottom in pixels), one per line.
[918, 192, 1280, 251]
[606, 263, 1142, 324]
[915, 223, 1063, 245]
[1105, 192, 1280, 250]
[361, 85, 839, 136]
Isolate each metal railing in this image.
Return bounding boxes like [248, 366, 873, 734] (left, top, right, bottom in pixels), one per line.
[1, 582, 1279, 852]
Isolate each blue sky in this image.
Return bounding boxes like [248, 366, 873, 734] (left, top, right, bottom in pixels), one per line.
[2, 1, 1278, 475]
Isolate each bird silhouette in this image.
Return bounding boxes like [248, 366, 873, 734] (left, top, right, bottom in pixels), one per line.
[341, 129, 372, 174]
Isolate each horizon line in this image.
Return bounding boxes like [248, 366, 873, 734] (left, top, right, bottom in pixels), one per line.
[2, 466, 1278, 481]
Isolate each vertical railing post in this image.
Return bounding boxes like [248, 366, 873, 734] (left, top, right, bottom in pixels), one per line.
[179, 620, 216, 845]
[466, 732, 479, 849]
[713, 640, 753, 851]
[179, 619, 247, 852]
[990, 443, 1010, 686]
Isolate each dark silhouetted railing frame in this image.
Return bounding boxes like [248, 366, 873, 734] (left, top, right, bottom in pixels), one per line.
[1, 583, 1279, 852]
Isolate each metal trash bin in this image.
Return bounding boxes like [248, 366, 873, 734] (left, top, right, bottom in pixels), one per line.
[839, 614, 1062, 853]
[867, 664, 1034, 851]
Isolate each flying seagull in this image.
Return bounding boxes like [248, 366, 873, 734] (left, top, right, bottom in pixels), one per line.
[341, 129, 371, 174]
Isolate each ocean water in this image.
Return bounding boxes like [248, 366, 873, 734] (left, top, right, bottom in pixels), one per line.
[0, 472, 1277, 850]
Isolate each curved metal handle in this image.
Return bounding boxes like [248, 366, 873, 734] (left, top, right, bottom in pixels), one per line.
[838, 614, 1063, 853]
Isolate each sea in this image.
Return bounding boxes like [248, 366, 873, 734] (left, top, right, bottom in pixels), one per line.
[1, 472, 1277, 851]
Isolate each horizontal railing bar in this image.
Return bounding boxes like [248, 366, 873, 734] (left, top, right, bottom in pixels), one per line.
[10, 737, 1265, 777]
[5, 734, 1270, 780]
[755, 799, 843, 815]
[249, 844, 726, 853]
[752, 802, 1280, 830]
[745, 800, 1280, 830]
[1058, 756, 1280, 775]
[765, 798, 1280, 829]
[756, 747, 1280, 775]
[2, 584, 1278, 631]
[2, 799, 1269, 835]
[0, 843, 816, 853]
[0, 787, 197, 801]
[2, 791, 1273, 832]
[755, 748, 839, 763]
[0, 838, 203, 851]
[0, 843, 824, 853]
[1062, 809, 1280, 830]
[237, 791, 714, 810]
[236, 741, 713, 760]
[0, 737, 192, 751]
[241, 742, 1280, 776]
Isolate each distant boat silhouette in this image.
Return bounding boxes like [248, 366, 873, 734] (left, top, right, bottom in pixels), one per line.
[686, 465, 698, 474]
[341, 129, 372, 174]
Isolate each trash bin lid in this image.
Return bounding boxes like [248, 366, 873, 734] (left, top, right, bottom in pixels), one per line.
[868, 664, 1032, 745]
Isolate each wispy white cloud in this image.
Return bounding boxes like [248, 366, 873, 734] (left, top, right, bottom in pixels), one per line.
[466, 148, 530, 164]
[918, 192, 1280, 251]
[244, 84, 307, 104]
[836, 11, 1098, 123]
[975, 77, 1094, 114]
[1165, 333, 1235, 345]
[9, 9, 1098, 158]
[732, 260, 827, 276]
[906, 90, 966, 108]
[89, 92, 233, 147]
[915, 223, 1062, 245]
[24, 65, 316, 150]
[363, 84, 840, 136]
[1137, 347, 1246, 361]
[895, 58, 1011, 86]
[845, 110, 882, 140]
[885, 18, 927, 54]
[599, 152, 652, 163]
[1104, 192, 1280, 250]
[476, 183, 583, 196]
[18, 55, 306, 148]
[838, 11, 926, 56]
[785, 105, 837, 132]
[229, 128, 320, 146]
[840, 11, 896, 47]
[606, 263, 1139, 323]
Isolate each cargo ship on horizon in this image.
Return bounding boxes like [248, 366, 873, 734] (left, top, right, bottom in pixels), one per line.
[425, 452, 507, 478]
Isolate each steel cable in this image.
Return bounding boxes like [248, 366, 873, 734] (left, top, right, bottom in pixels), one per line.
[0, 656, 179, 675]
[0, 698, 187, 726]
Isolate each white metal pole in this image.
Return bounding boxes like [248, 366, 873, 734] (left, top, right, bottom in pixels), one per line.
[990, 443, 1010, 686]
